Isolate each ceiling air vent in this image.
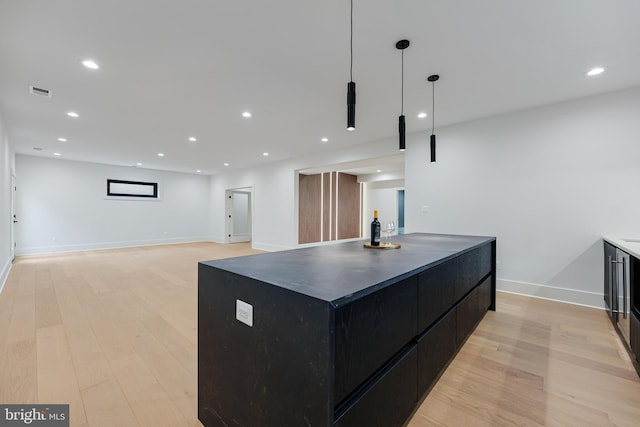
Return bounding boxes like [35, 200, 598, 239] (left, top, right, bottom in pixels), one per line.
[29, 85, 52, 97]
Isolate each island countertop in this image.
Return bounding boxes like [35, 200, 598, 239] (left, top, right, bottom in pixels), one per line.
[199, 232, 495, 305]
[604, 236, 640, 259]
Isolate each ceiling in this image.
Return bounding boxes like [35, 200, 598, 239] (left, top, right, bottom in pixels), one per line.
[1, 0, 639, 175]
[300, 153, 405, 178]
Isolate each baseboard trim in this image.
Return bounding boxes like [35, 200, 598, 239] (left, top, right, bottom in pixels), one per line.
[497, 279, 604, 310]
[251, 242, 290, 252]
[207, 235, 227, 244]
[0, 257, 12, 295]
[15, 236, 210, 256]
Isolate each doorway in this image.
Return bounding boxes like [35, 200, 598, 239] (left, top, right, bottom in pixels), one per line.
[10, 173, 16, 260]
[225, 188, 252, 243]
[397, 189, 405, 235]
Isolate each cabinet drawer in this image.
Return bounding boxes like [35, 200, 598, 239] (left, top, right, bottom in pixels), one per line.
[334, 346, 417, 427]
[418, 244, 491, 332]
[456, 244, 492, 302]
[417, 306, 456, 396]
[456, 276, 492, 347]
[631, 312, 640, 364]
[418, 257, 456, 332]
[334, 276, 418, 405]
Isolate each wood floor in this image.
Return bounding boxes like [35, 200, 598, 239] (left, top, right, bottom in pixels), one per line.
[1, 243, 639, 426]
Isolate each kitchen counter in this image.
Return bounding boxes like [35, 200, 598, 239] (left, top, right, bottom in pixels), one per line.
[198, 232, 496, 427]
[604, 237, 640, 259]
[199, 233, 494, 305]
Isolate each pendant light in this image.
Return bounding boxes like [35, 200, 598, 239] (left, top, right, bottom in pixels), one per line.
[347, 0, 356, 131]
[428, 74, 439, 162]
[396, 39, 410, 151]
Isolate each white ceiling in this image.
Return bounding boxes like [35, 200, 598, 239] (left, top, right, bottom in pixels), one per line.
[300, 153, 405, 177]
[1, 0, 639, 175]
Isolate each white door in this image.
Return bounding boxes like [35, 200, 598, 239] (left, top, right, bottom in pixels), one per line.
[226, 189, 252, 243]
[10, 173, 16, 260]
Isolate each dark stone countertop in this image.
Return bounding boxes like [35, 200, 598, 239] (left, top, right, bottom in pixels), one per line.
[200, 233, 495, 306]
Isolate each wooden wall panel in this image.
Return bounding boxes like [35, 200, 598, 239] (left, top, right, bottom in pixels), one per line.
[298, 172, 360, 244]
[331, 172, 339, 240]
[298, 174, 322, 244]
[322, 173, 331, 242]
[337, 173, 361, 239]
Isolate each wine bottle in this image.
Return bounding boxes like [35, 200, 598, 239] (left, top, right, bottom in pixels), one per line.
[370, 210, 381, 246]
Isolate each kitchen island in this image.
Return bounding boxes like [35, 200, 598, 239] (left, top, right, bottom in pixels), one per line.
[198, 233, 496, 427]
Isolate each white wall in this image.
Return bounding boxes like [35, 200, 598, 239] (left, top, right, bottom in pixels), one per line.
[209, 138, 401, 251]
[0, 112, 14, 292]
[405, 86, 640, 308]
[362, 179, 404, 238]
[15, 155, 210, 254]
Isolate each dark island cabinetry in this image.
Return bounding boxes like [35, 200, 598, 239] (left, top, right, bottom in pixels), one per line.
[199, 233, 496, 426]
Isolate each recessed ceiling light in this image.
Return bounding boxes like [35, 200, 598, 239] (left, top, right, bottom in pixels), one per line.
[376, 169, 381, 173]
[136, 162, 143, 166]
[223, 163, 229, 166]
[53, 152, 61, 156]
[157, 152, 165, 157]
[188, 137, 197, 142]
[67, 111, 79, 118]
[242, 111, 252, 118]
[321, 137, 329, 142]
[263, 152, 269, 156]
[57, 137, 67, 142]
[196, 169, 201, 173]
[82, 59, 99, 70]
[417, 112, 427, 119]
[587, 67, 605, 76]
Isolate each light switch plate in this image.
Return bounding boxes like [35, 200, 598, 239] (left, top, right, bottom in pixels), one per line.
[236, 299, 253, 327]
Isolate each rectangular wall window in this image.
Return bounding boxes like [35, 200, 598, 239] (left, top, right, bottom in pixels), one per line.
[107, 179, 158, 198]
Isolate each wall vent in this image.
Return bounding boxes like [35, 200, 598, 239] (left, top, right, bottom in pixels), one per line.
[29, 85, 52, 97]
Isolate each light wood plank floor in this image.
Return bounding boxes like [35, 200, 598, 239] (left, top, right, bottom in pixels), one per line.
[1, 242, 639, 426]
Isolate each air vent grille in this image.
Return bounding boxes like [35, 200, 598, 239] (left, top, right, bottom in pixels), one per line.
[29, 85, 52, 97]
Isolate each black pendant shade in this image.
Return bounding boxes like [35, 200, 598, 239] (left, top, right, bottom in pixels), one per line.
[397, 39, 410, 151]
[428, 74, 439, 162]
[347, 0, 356, 131]
[430, 134, 436, 162]
[347, 81, 356, 131]
[399, 115, 406, 150]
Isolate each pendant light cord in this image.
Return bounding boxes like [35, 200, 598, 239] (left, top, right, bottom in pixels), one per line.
[431, 81, 435, 135]
[401, 50, 404, 115]
[350, 0, 353, 81]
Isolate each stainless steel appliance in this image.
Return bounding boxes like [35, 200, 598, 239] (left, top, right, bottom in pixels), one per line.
[611, 249, 631, 344]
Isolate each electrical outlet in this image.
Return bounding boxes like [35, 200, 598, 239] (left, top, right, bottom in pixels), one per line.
[421, 205, 430, 213]
[236, 299, 253, 327]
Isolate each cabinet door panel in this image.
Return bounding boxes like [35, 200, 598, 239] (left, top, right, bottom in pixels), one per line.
[456, 276, 491, 347]
[604, 241, 617, 319]
[419, 244, 492, 333]
[417, 307, 456, 396]
[418, 260, 456, 332]
[455, 244, 493, 302]
[334, 276, 418, 404]
[335, 346, 417, 427]
[631, 312, 640, 364]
